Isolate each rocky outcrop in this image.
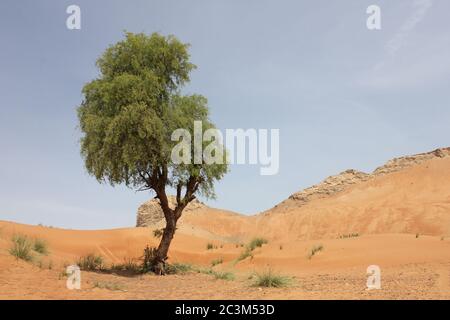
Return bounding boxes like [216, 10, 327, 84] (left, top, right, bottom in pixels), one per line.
[136, 196, 205, 227]
[283, 147, 450, 209]
[373, 147, 450, 176]
[289, 169, 370, 204]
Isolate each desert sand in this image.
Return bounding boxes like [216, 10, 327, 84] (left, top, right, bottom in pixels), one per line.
[0, 148, 449, 299]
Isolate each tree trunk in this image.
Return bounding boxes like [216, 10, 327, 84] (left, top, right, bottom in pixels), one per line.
[152, 209, 177, 275]
[149, 175, 196, 275]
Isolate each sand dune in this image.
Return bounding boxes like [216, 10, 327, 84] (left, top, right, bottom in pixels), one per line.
[0, 220, 449, 299]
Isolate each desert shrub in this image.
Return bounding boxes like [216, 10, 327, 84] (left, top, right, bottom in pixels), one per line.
[253, 269, 291, 288]
[279, 245, 283, 250]
[211, 258, 224, 267]
[141, 245, 158, 273]
[9, 235, 33, 261]
[206, 243, 214, 250]
[33, 238, 49, 255]
[416, 233, 420, 239]
[248, 238, 268, 251]
[307, 244, 323, 260]
[166, 263, 193, 275]
[77, 253, 104, 271]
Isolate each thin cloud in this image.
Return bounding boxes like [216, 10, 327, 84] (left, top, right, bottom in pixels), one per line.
[386, 0, 433, 57]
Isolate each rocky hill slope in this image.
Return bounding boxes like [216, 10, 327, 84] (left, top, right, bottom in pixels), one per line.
[255, 147, 450, 240]
[276, 147, 450, 211]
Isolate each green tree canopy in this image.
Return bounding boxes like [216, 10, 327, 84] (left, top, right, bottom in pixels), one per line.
[77, 32, 227, 273]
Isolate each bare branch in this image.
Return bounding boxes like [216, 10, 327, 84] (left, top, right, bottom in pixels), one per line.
[176, 183, 182, 206]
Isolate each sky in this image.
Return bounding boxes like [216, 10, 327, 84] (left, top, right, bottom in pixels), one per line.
[1, 0, 449, 229]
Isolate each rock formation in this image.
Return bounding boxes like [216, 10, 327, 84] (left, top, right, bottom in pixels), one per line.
[136, 196, 205, 227]
[373, 147, 450, 176]
[289, 169, 370, 203]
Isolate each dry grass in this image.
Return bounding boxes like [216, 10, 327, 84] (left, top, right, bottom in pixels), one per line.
[77, 254, 104, 271]
[253, 269, 291, 288]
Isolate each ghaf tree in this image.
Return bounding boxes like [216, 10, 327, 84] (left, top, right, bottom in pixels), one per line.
[77, 32, 227, 274]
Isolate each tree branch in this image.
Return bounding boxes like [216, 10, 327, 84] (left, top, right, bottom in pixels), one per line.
[174, 175, 203, 220]
[176, 183, 182, 206]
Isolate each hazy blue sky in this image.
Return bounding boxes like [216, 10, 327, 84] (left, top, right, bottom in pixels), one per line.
[1, 0, 449, 229]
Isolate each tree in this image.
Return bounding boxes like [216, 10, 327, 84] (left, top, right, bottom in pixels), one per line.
[77, 32, 227, 274]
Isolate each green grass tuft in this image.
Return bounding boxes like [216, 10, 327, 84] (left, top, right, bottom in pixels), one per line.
[235, 237, 268, 263]
[248, 238, 268, 251]
[9, 235, 33, 261]
[33, 238, 49, 255]
[253, 269, 291, 288]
